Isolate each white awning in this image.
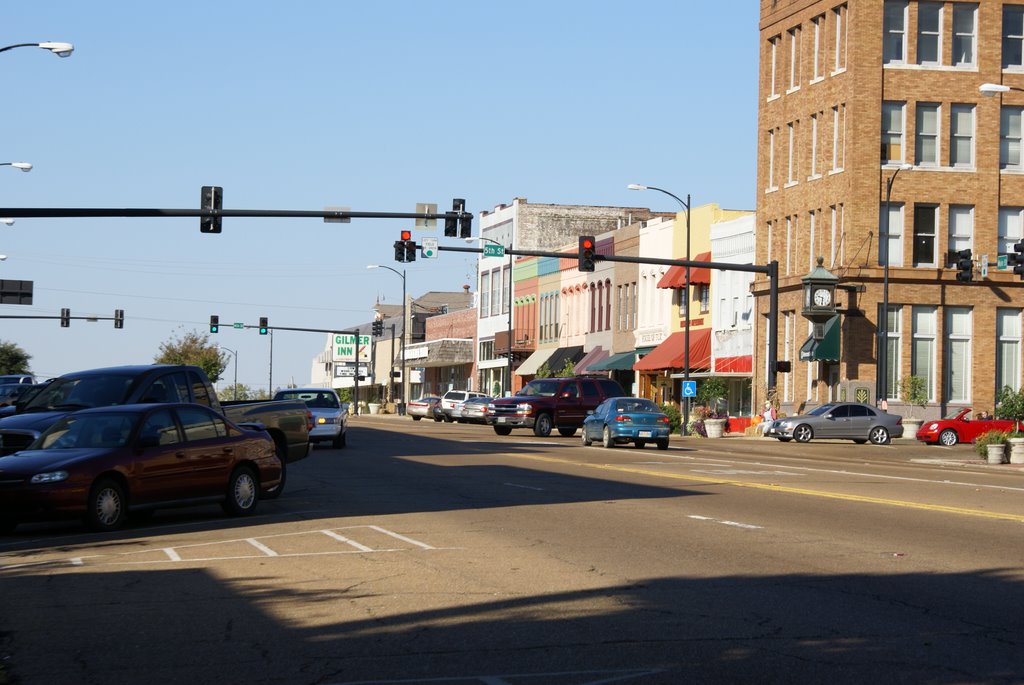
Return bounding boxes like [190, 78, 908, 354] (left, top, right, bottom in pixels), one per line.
[515, 347, 556, 376]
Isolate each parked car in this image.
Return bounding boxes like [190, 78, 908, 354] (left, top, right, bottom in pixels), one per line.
[272, 388, 347, 448]
[459, 396, 493, 424]
[0, 403, 282, 533]
[767, 402, 903, 444]
[0, 374, 35, 386]
[438, 390, 488, 423]
[488, 377, 626, 437]
[915, 407, 1023, 446]
[581, 397, 671, 450]
[0, 383, 32, 407]
[407, 396, 442, 421]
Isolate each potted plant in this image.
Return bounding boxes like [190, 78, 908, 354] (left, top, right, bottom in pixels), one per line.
[974, 429, 1009, 464]
[995, 386, 1024, 463]
[696, 377, 729, 438]
[898, 375, 929, 440]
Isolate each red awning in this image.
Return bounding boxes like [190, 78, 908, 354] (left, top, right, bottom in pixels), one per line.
[633, 328, 712, 371]
[714, 355, 753, 374]
[574, 346, 609, 375]
[656, 251, 712, 288]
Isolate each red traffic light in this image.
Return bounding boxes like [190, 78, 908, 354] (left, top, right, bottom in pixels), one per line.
[581, 238, 594, 249]
[400, 229, 412, 240]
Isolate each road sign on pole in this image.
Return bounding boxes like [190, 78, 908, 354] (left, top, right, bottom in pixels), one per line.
[682, 380, 697, 397]
[981, 254, 989, 278]
[233, 322, 244, 329]
[422, 237, 438, 258]
[998, 254, 1008, 270]
[483, 244, 505, 258]
[415, 203, 438, 230]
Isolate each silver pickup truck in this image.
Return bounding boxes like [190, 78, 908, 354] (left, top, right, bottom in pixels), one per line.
[272, 387, 348, 449]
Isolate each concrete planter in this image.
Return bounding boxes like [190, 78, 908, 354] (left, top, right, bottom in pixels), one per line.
[1007, 437, 1024, 464]
[368, 403, 382, 415]
[902, 418, 922, 441]
[987, 443, 1008, 465]
[704, 418, 727, 438]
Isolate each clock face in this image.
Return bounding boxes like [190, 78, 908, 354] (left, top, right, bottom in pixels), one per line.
[813, 288, 832, 307]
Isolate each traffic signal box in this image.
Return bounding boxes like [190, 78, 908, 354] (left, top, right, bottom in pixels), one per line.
[395, 230, 416, 263]
[1009, 241, 1024, 279]
[114, 309, 124, 329]
[578, 235, 596, 272]
[259, 317, 269, 335]
[372, 319, 384, 337]
[60, 308, 70, 328]
[200, 186, 223, 234]
[955, 249, 973, 282]
[209, 315, 219, 333]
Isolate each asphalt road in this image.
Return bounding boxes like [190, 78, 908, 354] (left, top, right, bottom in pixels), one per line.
[1, 417, 1023, 684]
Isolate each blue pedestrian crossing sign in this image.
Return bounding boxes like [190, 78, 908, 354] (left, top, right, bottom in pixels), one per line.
[682, 380, 697, 397]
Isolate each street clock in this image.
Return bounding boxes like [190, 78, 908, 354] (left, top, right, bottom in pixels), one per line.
[802, 256, 839, 327]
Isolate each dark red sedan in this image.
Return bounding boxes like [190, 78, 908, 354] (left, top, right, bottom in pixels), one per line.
[915, 407, 1023, 446]
[0, 403, 281, 533]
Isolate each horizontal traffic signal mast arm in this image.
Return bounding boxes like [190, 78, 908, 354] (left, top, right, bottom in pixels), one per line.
[0, 207, 474, 222]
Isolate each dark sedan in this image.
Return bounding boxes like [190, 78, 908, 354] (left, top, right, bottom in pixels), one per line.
[0, 403, 281, 533]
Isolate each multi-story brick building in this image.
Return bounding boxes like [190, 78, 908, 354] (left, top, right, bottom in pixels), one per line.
[755, 0, 1024, 419]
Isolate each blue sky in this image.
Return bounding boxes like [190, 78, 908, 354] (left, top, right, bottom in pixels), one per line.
[1, 2, 758, 391]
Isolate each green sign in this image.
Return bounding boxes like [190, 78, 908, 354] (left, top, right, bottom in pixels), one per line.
[998, 254, 1008, 270]
[233, 322, 244, 329]
[483, 244, 505, 258]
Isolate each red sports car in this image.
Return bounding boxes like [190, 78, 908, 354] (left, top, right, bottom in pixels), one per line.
[915, 408, 1023, 446]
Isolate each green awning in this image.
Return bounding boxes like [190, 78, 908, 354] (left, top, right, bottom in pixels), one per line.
[589, 350, 637, 371]
[799, 315, 840, 362]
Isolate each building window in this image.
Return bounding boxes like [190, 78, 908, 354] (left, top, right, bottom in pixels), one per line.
[808, 210, 817, 269]
[999, 206, 1024, 255]
[605, 279, 612, 331]
[998, 309, 1022, 393]
[700, 285, 710, 314]
[880, 203, 904, 267]
[831, 104, 846, 171]
[1000, 106, 1023, 169]
[809, 113, 819, 178]
[882, 101, 905, 164]
[917, 2, 941, 65]
[883, 1, 908, 65]
[832, 3, 847, 72]
[767, 128, 777, 191]
[811, 15, 823, 81]
[479, 271, 490, 318]
[945, 307, 972, 404]
[1004, 5, 1024, 70]
[950, 104, 975, 168]
[786, 215, 794, 275]
[916, 103, 939, 166]
[952, 4, 977, 67]
[883, 305, 902, 401]
[478, 339, 495, 362]
[913, 205, 938, 267]
[948, 205, 974, 265]
[489, 270, 500, 318]
[787, 121, 798, 184]
[788, 26, 801, 91]
[911, 306, 937, 402]
[768, 36, 780, 98]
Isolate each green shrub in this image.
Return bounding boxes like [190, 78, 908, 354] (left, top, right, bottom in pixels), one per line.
[974, 429, 1009, 458]
[661, 403, 682, 433]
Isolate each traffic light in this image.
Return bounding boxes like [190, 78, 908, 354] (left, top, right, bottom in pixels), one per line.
[200, 185, 223, 234]
[60, 307, 70, 328]
[372, 319, 384, 336]
[459, 213, 472, 239]
[114, 309, 124, 329]
[955, 249, 973, 282]
[444, 212, 457, 237]
[401, 229, 416, 262]
[258, 316, 269, 335]
[1009, 241, 1024, 279]
[394, 239, 405, 262]
[578, 235, 596, 272]
[209, 315, 219, 333]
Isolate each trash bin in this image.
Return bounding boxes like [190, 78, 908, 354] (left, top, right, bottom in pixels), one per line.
[397, 402, 406, 416]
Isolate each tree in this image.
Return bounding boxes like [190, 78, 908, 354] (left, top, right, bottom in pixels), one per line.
[696, 377, 728, 414]
[218, 383, 255, 401]
[898, 375, 928, 419]
[154, 328, 226, 383]
[0, 340, 32, 375]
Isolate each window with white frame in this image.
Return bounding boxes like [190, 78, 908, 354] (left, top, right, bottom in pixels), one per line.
[1000, 106, 1023, 170]
[768, 36, 780, 98]
[1000, 206, 1024, 256]
[786, 216, 794, 275]
[1004, 4, 1024, 70]
[950, 104, 974, 168]
[948, 205, 974, 265]
[787, 121, 797, 184]
[631, 281, 638, 330]
[767, 128, 777, 191]
[808, 210, 817, 269]
[832, 3, 847, 72]
[489, 269, 500, 318]
[732, 296, 740, 327]
[883, 1, 908, 65]
[911, 306, 937, 402]
[831, 104, 846, 171]
[830, 205, 838, 267]
[880, 203, 904, 267]
[788, 25, 801, 91]
[809, 113, 819, 178]
[946, 307, 972, 403]
[997, 308, 1022, 393]
[700, 285, 710, 314]
[479, 271, 491, 318]
[917, 2, 941, 65]
[882, 305, 902, 401]
[916, 103, 939, 166]
[882, 101, 905, 165]
[952, 3, 976, 67]
[812, 15, 823, 81]
[766, 220, 774, 264]
[913, 204, 938, 267]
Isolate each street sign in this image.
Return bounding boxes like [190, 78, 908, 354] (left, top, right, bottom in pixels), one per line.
[483, 244, 505, 258]
[415, 203, 437, 230]
[323, 206, 351, 223]
[682, 380, 697, 397]
[422, 237, 438, 258]
[233, 322, 244, 329]
[998, 254, 1008, 270]
[981, 254, 989, 278]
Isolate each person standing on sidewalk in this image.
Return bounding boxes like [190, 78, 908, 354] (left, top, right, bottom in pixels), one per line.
[759, 402, 777, 436]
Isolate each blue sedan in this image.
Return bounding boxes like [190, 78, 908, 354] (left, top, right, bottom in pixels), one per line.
[581, 397, 671, 450]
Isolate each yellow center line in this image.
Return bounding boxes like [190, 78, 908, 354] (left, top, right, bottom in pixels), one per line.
[512, 453, 1024, 524]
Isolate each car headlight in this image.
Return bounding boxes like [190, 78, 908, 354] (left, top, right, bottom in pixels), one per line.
[925, 423, 937, 431]
[31, 470, 68, 484]
[517, 403, 534, 414]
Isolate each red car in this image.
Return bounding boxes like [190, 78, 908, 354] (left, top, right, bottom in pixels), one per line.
[915, 408, 1023, 446]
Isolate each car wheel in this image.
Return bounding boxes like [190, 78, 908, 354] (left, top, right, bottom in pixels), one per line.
[602, 425, 615, 449]
[222, 466, 259, 516]
[794, 425, 814, 443]
[412, 416, 422, 421]
[656, 439, 669, 451]
[87, 477, 127, 532]
[557, 427, 576, 437]
[533, 413, 553, 437]
[869, 426, 891, 445]
[332, 429, 347, 449]
[853, 439, 867, 444]
[581, 429, 592, 447]
[433, 414, 442, 422]
[939, 429, 959, 446]
[493, 426, 512, 436]
[443, 414, 453, 423]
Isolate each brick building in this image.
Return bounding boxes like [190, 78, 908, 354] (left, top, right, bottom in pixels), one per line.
[755, 0, 1024, 419]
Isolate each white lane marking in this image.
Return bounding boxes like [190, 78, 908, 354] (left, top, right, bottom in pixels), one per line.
[504, 482, 545, 491]
[688, 514, 763, 530]
[691, 469, 804, 476]
[368, 525, 436, 550]
[162, 548, 181, 562]
[246, 538, 279, 556]
[322, 530, 374, 552]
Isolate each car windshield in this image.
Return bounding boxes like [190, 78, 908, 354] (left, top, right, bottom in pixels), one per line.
[615, 399, 660, 413]
[276, 391, 339, 409]
[808, 404, 837, 416]
[945, 408, 969, 420]
[23, 375, 135, 412]
[517, 380, 561, 397]
[32, 412, 137, 450]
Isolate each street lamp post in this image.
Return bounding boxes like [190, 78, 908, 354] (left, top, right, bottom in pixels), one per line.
[218, 346, 239, 400]
[1, 162, 32, 172]
[0, 42, 74, 57]
[628, 183, 692, 435]
[466, 235, 514, 396]
[367, 264, 407, 411]
[878, 164, 912, 407]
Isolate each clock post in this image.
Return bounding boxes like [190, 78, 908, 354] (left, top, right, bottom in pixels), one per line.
[801, 256, 839, 338]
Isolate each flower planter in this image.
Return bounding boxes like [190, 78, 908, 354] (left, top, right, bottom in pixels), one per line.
[704, 418, 727, 438]
[902, 418, 922, 441]
[987, 443, 1008, 465]
[1008, 437, 1024, 464]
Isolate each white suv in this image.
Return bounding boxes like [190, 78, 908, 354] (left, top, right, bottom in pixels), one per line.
[438, 390, 488, 423]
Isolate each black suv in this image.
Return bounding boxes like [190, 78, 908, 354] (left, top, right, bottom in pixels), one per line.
[488, 377, 626, 437]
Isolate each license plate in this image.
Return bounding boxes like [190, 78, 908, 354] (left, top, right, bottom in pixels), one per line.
[497, 417, 506, 423]
[638, 430, 652, 438]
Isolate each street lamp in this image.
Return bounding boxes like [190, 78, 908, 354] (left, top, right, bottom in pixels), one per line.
[1, 163, 32, 172]
[628, 183, 693, 434]
[466, 235, 514, 396]
[367, 264, 407, 411]
[877, 164, 913, 408]
[1, 219, 14, 226]
[0, 42, 74, 58]
[217, 346, 239, 400]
